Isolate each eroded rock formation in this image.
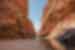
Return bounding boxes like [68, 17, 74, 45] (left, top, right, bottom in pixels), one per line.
[0, 0, 35, 39]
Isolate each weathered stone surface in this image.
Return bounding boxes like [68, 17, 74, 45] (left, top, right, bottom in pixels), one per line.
[0, 0, 35, 39]
[0, 39, 48, 50]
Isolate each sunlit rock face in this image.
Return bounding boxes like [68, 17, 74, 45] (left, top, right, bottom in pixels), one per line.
[40, 0, 75, 49]
[0, 0, 35, 39]
[40, 0, 72, 36]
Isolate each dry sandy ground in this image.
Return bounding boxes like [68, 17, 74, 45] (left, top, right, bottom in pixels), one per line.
[0, 39, 49, 50]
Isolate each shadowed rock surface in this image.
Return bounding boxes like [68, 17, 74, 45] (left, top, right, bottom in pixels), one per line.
[0, 0, 35, 39]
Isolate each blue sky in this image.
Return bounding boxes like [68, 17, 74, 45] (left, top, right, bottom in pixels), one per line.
[28, 0, 47, 32]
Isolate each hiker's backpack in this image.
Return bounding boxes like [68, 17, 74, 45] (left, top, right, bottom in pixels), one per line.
[59, 28, 75, 50]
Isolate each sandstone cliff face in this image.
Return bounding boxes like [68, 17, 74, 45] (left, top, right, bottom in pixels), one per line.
[0, 0, 35, 39]
[40, 0, 71, 36]
[40, 4, 49, 36]
[40, 0, 59, 36]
